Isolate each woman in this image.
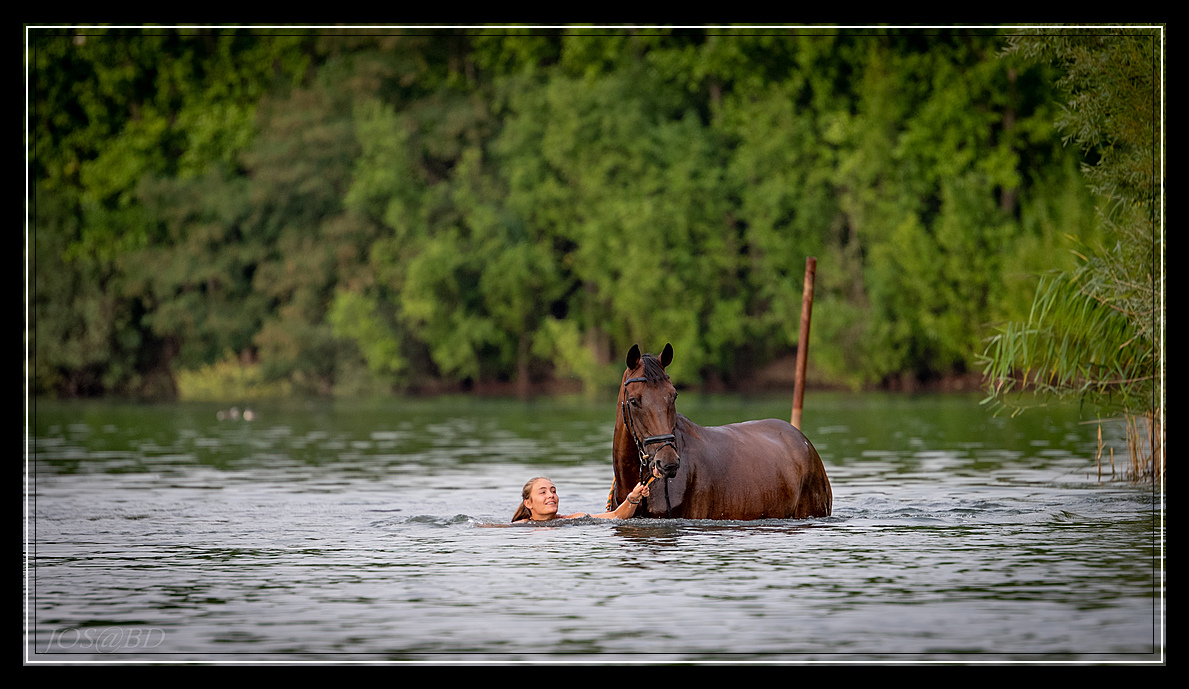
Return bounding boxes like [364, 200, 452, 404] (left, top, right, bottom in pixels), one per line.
[512, 477, 649, 523]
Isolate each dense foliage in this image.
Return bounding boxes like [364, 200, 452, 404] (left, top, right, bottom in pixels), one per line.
[30, 27, 1109, 399]
[980, 29, 1161, 455]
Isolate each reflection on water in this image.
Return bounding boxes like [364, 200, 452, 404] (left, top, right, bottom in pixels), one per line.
[27, 393, 1163, 663]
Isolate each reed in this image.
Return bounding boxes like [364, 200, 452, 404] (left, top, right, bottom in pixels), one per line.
[1092, 412, 1163, 482]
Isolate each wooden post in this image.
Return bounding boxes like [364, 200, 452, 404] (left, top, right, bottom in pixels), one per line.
[791, 257, 817, 430]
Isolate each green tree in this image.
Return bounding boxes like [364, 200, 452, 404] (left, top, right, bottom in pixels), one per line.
[981, 28, 1162, 478]
[500, 53, 733, 386]
[30, 28, 311, 396]
[31, 27, 1113, 401]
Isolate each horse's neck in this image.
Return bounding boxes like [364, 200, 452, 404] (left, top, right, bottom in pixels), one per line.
[612, 417, 638, 477]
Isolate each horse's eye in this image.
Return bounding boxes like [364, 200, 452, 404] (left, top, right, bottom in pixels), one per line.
[629, 397, 641, 407]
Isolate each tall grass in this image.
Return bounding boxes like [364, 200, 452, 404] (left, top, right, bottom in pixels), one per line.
[1092, 412, 1163, 482]
[980, 260, 1156, 416]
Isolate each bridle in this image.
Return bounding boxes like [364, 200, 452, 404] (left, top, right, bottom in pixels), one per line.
[620, 375, 678, 517]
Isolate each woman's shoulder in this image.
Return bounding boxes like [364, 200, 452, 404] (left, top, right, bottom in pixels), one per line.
[512, 513, 592, 524]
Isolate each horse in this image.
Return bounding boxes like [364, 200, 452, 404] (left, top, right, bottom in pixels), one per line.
[607, 343, 832, 520]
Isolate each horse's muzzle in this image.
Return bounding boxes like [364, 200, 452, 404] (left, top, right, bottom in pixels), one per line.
[642, 433, 679, 479]
[652, 455, 680, 479]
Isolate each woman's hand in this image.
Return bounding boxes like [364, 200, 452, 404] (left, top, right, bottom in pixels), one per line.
[596, 482, 652, 519]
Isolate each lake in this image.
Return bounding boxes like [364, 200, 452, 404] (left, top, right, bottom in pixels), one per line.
[25, 392, 1164, 664]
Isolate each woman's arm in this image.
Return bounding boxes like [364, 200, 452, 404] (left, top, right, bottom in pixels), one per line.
[590, 482, 650, 519]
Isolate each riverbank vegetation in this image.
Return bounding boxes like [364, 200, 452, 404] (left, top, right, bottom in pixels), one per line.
[30, 27, 1159, 428]
[979, 29, 1162, 480]
[979, 30, 1165, 480]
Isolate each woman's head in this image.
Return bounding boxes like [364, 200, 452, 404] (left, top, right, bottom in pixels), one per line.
[512, 477, 559, 522]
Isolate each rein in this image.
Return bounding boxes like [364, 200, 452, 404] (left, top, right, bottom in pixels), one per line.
[620, 375, 676, 518]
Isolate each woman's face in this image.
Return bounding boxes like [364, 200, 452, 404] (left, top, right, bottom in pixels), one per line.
[524, 479, 559, 520]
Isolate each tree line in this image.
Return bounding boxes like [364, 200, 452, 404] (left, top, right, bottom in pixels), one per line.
[31, 27, 1114, 400]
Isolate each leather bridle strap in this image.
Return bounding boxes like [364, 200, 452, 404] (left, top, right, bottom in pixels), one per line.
[623, 377, 677, 463]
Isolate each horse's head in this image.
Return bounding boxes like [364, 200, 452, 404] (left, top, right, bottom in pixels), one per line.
[620, 343, 680, 480]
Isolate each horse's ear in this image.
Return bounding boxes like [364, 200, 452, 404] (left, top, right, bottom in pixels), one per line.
[660, 343, 673, 368]
[626, 344, 641, 370]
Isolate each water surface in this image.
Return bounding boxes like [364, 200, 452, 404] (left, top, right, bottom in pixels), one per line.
[26, 393, 1163, 663]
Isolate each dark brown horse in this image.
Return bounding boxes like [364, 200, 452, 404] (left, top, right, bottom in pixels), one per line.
[608, 344, 832, 520]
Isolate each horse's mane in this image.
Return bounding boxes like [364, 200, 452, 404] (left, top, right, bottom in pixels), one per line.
[639, 353, 669, 382]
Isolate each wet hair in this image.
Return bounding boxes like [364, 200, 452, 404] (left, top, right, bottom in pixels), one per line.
[638, 354, 669, 383]
[512, 477, 550, 522]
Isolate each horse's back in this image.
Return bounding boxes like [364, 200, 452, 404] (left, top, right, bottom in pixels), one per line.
[682, 416, 832, 518]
